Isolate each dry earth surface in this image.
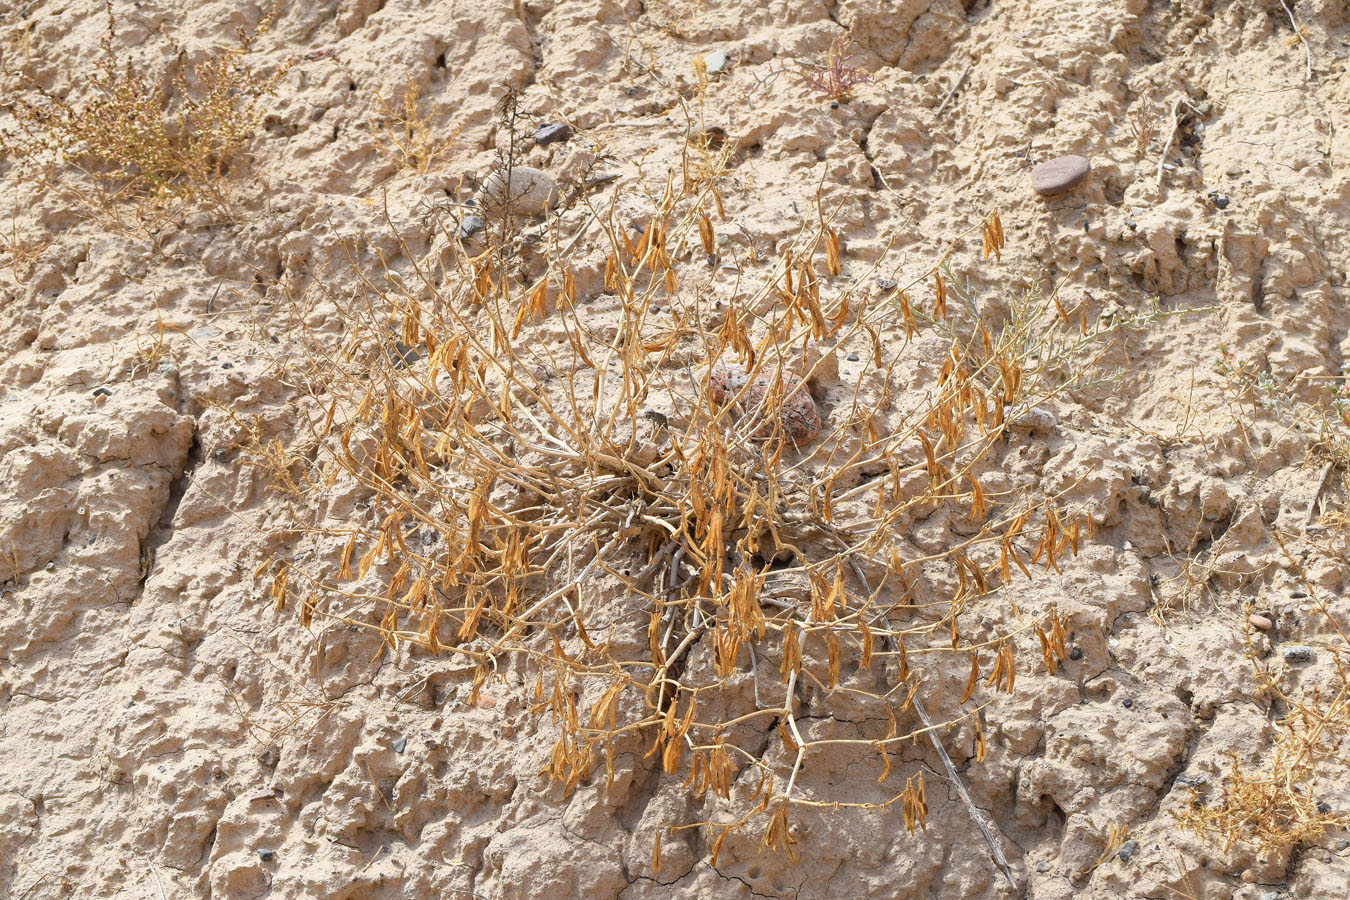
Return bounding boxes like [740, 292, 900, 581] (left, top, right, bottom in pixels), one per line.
[2, 1, 1350, 899]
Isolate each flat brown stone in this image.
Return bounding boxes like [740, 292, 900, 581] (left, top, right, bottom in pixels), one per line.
[1031, 155, 1091, 196]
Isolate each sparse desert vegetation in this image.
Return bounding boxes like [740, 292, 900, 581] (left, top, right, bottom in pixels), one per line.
[0, 2, 1347, 899]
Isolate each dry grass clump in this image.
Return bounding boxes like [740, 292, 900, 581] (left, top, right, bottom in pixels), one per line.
[1179, 561, 1350, 853]
[366, 73, 449, 176]
[0, 7, 288, 210]
[249, 101, 1157, 853]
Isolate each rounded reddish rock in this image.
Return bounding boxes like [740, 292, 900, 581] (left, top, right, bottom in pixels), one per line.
[708, 365, 821, 444]
[1031, 155, 1091, 196]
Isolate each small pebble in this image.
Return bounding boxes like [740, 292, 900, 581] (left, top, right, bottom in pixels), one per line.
[1122, 698, 1134, 709]
[1117, 839, 1139, 862]
[1282, 645, 1315, 663]
[257, 849, 274, 862]
[1031, 155, 1091, 196]
[45, 561, 55, 572]
[1175, 774, 1207, 787]
[846, 353, 859, 362]
[1248, 614, 1272, 631]
[1212, 196, 1230, 210]
[1336, 839, 1348, 851]
[1035, 861, 1050, 873]
[1291, 590, 1307, 598]
[221, 362, 233, 370]
[92, 387, 112, 398]
[457, 215, 485, 239]
[876, 277, 897, 290]
[533, 122, 572, 146]
[703, 49, 728, 74]
[1069, 646, 1083, 661]
[393, 736, 407, 754]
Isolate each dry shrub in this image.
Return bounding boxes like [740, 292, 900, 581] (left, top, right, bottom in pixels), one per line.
[797, 39, 872, 104]
[366, 72, 448, 175]
[249, 106, 1167, 851]
[0, 7, 288, 209]
[1178, 567, 1350, 853]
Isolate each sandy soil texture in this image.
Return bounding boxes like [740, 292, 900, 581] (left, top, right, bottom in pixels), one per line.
[2, 1, 1349, 898]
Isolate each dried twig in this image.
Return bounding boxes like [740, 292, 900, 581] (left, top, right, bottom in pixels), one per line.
[1304, 461, 1335, 530]
[1155, 96, 1185, 192]
[1280, 0, 1313, 81]
[935, 64, 972, 118]
[913, 694, 1017, 888]
[1156, 96, 1210, 193]
[147, 861, 168, 900]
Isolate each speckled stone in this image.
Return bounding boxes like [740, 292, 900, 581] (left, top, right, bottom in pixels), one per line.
[1282, 645, 1315, 663]
[708, 365, 821, 443]
[478, 166, 559, 217]
[1031, 155, 1091, 196]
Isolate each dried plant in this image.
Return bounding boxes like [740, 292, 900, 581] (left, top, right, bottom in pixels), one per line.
[797, 39, 872, 104]
[367, 73, 447, 175]
[1178, 541, 1350, 852]
[246, 105, 1153, 858]
[0, 5, 289, 210]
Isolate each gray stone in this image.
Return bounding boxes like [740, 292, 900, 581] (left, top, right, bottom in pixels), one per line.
[390, 341, 420, 370]
[478, 166, 560, 217]
[533, 122, 572, 146]
[704, 49, 728, 74]
[1035, 861, 1050, 873]
[393, 736, 407, 753]
[1117, 839, 1139, 861]
[1282, 645, 1316, 663]
[457, 215, 484, 239]
[1031, 155, 1091, 196]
